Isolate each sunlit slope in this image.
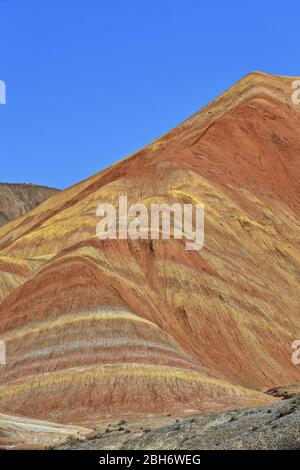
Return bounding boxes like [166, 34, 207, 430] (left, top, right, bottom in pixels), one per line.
[0, 72, 299, 423]
[0, 412, 90, 449]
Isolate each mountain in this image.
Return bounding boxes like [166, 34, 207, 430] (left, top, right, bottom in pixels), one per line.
[0, 72, 299, 427]
[0, 183, 58, 227]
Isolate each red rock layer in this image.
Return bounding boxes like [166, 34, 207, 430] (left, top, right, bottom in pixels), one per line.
[0, 72, 299, 424]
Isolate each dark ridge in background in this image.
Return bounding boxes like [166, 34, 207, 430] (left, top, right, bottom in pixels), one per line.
[0, 183, 59, 227]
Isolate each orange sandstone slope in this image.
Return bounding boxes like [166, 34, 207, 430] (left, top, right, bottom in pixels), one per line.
[0, 72, 299, 425]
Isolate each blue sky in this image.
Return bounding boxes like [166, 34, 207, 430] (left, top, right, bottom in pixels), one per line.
[0, 0, 299, 189]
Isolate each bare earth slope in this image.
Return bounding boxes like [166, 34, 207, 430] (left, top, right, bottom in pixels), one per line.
[0, 412, 90, 449]
[0, 183, 58, 227]
[58, 397, 300, 450]
[0, 72, 299, 426]
[2, 396, 299, 450]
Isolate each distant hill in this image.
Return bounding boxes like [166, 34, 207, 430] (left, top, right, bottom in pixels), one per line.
[0, 183, 59, 226]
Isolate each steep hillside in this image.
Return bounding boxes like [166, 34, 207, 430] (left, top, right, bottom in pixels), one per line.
[0, 72, 299, 425]
[0, 183, 58, 226]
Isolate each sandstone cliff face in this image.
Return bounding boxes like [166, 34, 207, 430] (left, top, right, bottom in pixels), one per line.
[0, 72, 299, 425]
[0, 183, 58, 227]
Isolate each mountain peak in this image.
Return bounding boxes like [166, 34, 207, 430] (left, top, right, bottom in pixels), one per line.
[0, 73, 299, 427]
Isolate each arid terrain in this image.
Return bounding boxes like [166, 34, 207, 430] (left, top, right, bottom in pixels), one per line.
[0, 183, 58, 227]
[0, 72, 299, 448]
[58, 395, 300, 450]
[1, 393, 299, 450]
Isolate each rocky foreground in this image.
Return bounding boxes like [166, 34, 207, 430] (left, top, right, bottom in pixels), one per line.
[57, 396, 300, 450]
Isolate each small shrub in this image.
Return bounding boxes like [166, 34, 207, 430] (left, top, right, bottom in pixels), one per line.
[118, 420, 127, 426]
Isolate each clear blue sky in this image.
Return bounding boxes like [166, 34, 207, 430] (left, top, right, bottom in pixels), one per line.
[0, 0, 299, 189]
